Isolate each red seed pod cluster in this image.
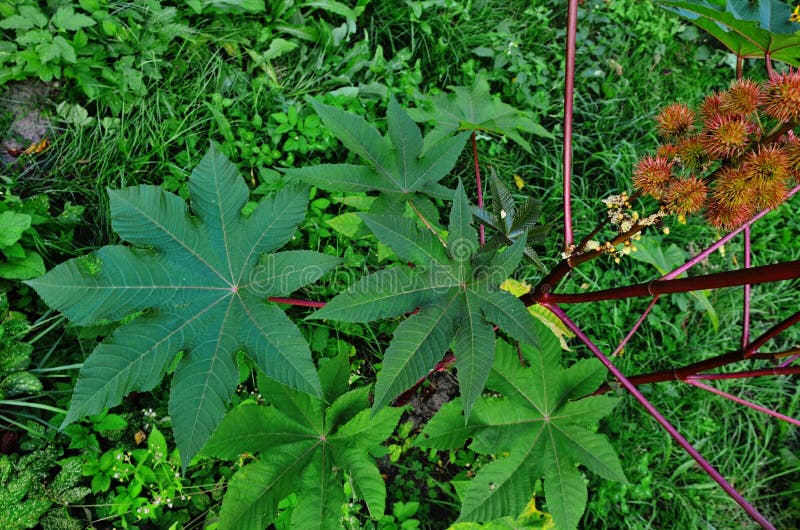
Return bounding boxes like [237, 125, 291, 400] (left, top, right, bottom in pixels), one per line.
[632, 72, 800, 230]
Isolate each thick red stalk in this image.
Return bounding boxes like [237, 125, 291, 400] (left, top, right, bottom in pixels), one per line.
[542, 302, 775, 529]
[745, 310, 800, 357]
[471, 132, 485, 245]
[540, 261, 800, 304]
[685, 378, 800, 427]
[522, 187, 800, 307]
[562, 0, 578, 250]
[593, 315, 800, 392]
[742, 226, 751, 351]
[688, 367, 800, 381]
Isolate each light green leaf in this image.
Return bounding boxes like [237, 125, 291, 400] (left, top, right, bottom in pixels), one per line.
[202, 403, 313, 459]
[0, 211, 31, 248]
[415, 398, 476, 449]
[51, 6, 96, 31]
[629, 237, 718, 330]
[409, 76, 552, 153]
[218, 442, 318, 530]
[290, 458, 344, 530]
[326, 212, 365, 238]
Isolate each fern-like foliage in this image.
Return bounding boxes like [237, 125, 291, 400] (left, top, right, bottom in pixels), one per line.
[282, 97, 469, 207]
[472, 170, 548, 269]
[312, 182, 540, 417]
[407, 75, 553, 154]
[202, 352, 403, 530]
[418, 339, 625, 530]
[26, 145, 340, 468]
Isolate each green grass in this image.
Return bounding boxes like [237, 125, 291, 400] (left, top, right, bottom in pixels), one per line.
[2, 0, 799, 528]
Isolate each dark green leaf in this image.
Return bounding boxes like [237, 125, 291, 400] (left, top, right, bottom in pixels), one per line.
[27, 145, 328, 467]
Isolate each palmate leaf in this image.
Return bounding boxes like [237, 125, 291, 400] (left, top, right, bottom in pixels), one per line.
[203, 354, 403, 530]
[26, 145, 340, 468]
[418, 340, 625, 530]
[312, 181, 541, 417]
[282, 97, 469, 204]
[660, 0, 800, 65]
[407, 75, 553, 154]
[473, 170, 547, 269]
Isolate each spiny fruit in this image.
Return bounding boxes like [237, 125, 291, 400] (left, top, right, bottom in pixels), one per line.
[632, 74, 799, 230]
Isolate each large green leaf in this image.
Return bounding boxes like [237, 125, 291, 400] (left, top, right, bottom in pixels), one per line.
[418, 341, 625, 530]
[204, 359, 403, 530]
[660, 0, 800, 65]
[313, 184, 541, 417]
[26, 145, 340, 467]
[283, 97, 469, 202]
[407, 76, 553, 153]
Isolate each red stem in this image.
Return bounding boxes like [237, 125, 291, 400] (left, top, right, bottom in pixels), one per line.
[543, 302, 775, 529]
[779, 353, 800, 368]
[765, 52, 775, 79]
[268, 296, 327, 308]
[562, 0, 578, 251]
[745, 310, 800, 357]
[471, 132, 485, 245]
[742, 226, 751, 351]
[612, 295, 660, 357]
[685, 378, 800, 427]
[522, 185, 800, 307]
[593, 313, 800, 393]
[540, 261, 800, 304]
[688, 367, 800, 381]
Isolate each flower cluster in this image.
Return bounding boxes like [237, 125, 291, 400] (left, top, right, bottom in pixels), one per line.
[632, 71, 800, 229]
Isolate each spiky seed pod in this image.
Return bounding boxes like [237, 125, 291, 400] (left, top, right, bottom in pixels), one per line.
[712, 166, 755, 210]
[705, 197, 754, 230]
[676, 136, 709, 171]
[656, 103, 695, 139]
[664, 176, 708, 215]
[656, 143, 679, 161]
[742, 145, 791, 184]
[782, 133, 800, 174]
[632, 155, 674, 198]
[752, 177, 789, 211]
[764, 69, 800, 123]
[701, 115, 755, 159]
[700, 91, 727, 122]
[720, 79, 764, 116]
